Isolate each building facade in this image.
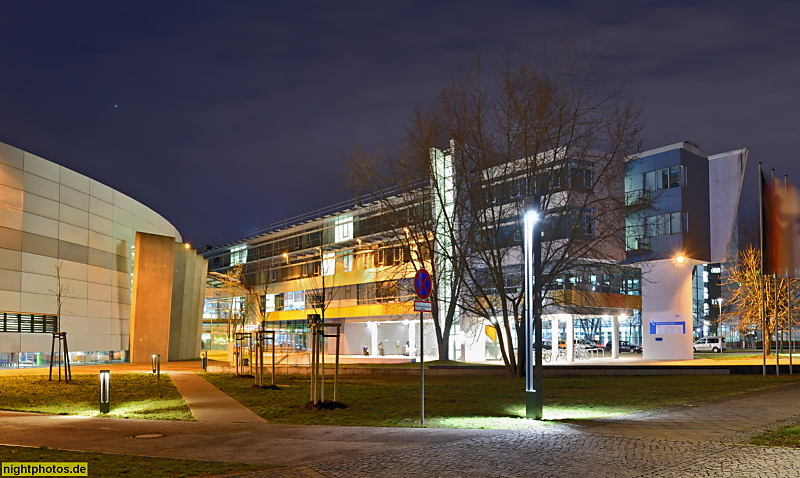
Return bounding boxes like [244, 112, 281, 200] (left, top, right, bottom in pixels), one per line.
[0, 141, 204, 366]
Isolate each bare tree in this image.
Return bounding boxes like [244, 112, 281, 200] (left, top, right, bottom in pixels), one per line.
[347, 39, 643, 373]
[423, 42, 642, 375]
[346, 140, 464, 361]
[49, 261, 72, 332]
[215, 264, 246, 342]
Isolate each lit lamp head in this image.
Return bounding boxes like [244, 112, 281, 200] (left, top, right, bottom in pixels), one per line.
[523, 197, 540, 228]
[99, 370, 110, 414]
[524, 209, 540, 225]
[184, 243, 191, 249]
[674, 254, 687, 265]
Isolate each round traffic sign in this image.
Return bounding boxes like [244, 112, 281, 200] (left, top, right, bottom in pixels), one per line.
[414, 268, 432, 300]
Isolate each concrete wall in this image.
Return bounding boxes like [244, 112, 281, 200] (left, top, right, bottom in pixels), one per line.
[0, 141, 182, 355]
[708, 149, 748, 263]
[130, 232, 175, 362]
[168, 244, 207, 361]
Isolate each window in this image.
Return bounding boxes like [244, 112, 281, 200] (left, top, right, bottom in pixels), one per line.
[357, 281, 399, 304]
[230, 244, 247, 265]
[645, 165, 685, 191]
[334, 215, 353, 243]
[265, 293, 284, 312]
[285, 291, 305, 311]
[646, 212, 688, 237]
[342, 251, 353, 272]
[322, 252, 335, 276]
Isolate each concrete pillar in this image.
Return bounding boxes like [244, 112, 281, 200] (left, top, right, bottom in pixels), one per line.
[566, 315, 574, 363]
[551, 317, 559, 358]
[407, 320, 415, 357]
[642, 259, 694, 360]
[612, 315, 620, 359]
[367, 321, 378, 356]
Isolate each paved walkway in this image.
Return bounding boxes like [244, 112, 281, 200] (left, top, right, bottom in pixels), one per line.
[169, 372, 265, 423]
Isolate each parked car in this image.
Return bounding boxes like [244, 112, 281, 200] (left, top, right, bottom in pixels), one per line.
[694, 336, 727, 353]
[559, 338, 604, 350]
[591, 340, 607, 350]
[605, 340, 642, 353]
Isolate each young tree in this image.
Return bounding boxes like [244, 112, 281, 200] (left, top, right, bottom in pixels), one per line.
[215, 264, 246, 342]
[48, 261, 72, 332]
[723, 245, 799, 354]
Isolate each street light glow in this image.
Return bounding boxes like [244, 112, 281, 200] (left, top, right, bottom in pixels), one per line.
[524, 210, 540, 224]
[675, 254, 686, 264]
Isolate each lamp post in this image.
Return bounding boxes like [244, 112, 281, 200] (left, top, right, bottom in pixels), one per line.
[523, 196, 542, 420]
[99, 370, 110, 414]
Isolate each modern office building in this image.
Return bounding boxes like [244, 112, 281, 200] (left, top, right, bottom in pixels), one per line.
[0, 140, 206, 366]
[203, 140, 749, 363]
[624, 141, 747, 359]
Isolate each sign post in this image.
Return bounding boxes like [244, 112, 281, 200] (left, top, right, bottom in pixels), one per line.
[414, 268, 432, 425]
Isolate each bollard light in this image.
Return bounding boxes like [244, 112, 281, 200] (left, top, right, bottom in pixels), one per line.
[99, 370, 110, 414]
[152, 353, 161, 379]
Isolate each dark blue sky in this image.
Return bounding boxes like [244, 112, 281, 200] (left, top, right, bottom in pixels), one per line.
[1, 1, 797, 246]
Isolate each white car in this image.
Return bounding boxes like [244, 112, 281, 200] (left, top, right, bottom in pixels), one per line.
[693, 336, 727, 353]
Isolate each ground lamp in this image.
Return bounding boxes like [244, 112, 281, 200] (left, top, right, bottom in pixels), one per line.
[152, 353, 160, 379]
[523, 196, 543, 420]
[99, 370, 110, 414]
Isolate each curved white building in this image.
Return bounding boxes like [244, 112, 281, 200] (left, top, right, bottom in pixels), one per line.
[0, 140, 199, 365]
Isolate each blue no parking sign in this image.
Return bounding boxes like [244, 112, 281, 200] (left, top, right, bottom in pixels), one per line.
[414, 268, 432, 300]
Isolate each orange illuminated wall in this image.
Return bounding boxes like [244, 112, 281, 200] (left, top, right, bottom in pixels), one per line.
[129, 232, 175, 363]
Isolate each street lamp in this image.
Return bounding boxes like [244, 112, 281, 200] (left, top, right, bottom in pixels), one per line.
[523, 196, 542, 420]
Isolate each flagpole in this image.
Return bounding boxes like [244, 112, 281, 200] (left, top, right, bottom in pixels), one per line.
[775, 272, 780, 377]
[773, 169, 780, 378]
[760, 162, 766, 377]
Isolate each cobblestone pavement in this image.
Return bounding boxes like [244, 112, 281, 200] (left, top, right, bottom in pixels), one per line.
[235, 428, 800, 478]
[231, 385, 800, 478]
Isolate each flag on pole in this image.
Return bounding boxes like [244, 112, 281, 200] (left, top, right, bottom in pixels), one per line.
[762, 172, 800, 278]
[785, 181, 800, 279]
[762, 171, 780, 276]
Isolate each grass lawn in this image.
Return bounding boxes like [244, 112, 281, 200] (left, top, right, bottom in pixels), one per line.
[0, 445, 274, 478]
[202, 372, 800, 429]
[693, 352, 763, 360]
[752, 423, 800, 448]
[0, 374, 193, 420]
[694, 352, 800, 361]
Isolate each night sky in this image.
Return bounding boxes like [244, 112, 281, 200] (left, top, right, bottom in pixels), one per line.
[1, 1, 797, 247]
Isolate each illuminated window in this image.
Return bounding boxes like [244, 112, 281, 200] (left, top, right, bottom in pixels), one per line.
[334, 215, 353, 243]
[285, 291, 305, 311]
[230, 244, 248, 265]
[323, 252, 335, 276]
[342, 250, 353, 272]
